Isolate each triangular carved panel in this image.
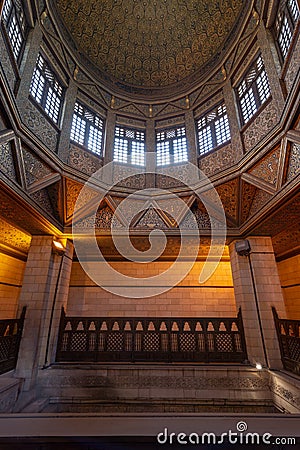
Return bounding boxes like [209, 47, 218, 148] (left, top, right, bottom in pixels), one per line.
[31, 188, 56, 218]
[65, 178, 99, 221]
[22, 147, 55, 187]
[135, 207, 169, 229]
[77, 204, 123, 230]
[214, 179, 239, 223]
[240, 181, 257, 223]
[286, 143, 300, 182]
[47, 181, 62, 222]
[249, 189, 272, 217]
[180, 202, 211, 229]
[248, 146, 281, 187]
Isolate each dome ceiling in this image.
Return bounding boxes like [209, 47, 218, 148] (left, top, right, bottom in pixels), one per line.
[54, 0, 245, 93]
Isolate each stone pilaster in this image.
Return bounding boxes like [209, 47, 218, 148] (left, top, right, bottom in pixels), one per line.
[16, 24, 43, 106]
[15, 237, 73, 390]
[257, 22, 285, 109]
[57, 79, 78, 162]
[229, 236, 286, 369]
[146, 118, 155, 187]
[103, 110, 116, 166]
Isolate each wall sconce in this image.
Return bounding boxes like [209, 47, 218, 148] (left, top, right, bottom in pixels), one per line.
[235, 239, 251, 256]
[256, 363, 263, 370]
[52, 239, 66, 256]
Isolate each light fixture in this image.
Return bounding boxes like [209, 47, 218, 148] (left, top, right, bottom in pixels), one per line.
[256, 363, 263, 370]
[235, 239, 251, 256]
[52, 239, 65, 255]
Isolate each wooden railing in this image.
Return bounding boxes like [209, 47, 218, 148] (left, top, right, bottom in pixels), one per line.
[56, 308, 247, 363]
[0, 307, 26, 374]
[273, 307, 300, 375]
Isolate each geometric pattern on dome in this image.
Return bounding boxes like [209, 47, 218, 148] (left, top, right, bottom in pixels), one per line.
[55, 0, 244, 88]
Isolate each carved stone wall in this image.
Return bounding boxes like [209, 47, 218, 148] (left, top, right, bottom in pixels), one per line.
[0, 141, 16, 181]
[22, 102, 58, 152]
[68, 144, 104, 176]
[156, 163, 192, 188]
[242, 101, 280, 152]
[0, 32, 16, 91]
[22, 146, 55, 187]
[113, 163, 146, 190]
[284, 32, 300, 93]
[198, 143, 235, 178]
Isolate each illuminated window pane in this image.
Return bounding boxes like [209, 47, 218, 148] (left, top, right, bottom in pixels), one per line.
[156, 126, 188, 166]
[70, 101, 104, 156]
[113, 126, 145, 166]
[2, 0, 27, 61]
[197, 103, 230, 155]
[157, 141, 170, 166]
[275, 0, 299, 60]
[30, 54, 64, 125]
[236, 54, 271, 125]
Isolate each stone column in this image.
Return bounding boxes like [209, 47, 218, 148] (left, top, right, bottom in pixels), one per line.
[185, 109, 197, 166]
[57, 79, 78, 162]
[229, 236, 286, 369]
[223, 78, 244, 159]
[15, 237, 73, 390]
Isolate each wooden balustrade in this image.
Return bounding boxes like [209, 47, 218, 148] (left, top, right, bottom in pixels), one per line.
[273, 307, 300, 375]
[56, 308, 247, 363]
[0, 306, 26, 374]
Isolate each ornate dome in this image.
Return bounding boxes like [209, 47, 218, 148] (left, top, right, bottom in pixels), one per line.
[53, 0, 246, 96]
